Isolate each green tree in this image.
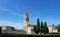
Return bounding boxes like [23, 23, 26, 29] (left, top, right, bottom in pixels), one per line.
[37, 18, 40, 32]
[43, 21, 49, 34]
[33, 25, 37, 34]
[41, 21, 44, 33]
[56, 24, 60, 32]
[0, 27, 1, 34]
[33, 18, 40, 34]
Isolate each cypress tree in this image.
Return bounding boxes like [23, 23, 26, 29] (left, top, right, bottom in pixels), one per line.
[43, 21, 49, 34]
[33, 25, 37, 34]
[33, 18, 40, 34]
[37, 18, 40, 30]
[36, 18, 40, 34]
[41, 21, 44, 33]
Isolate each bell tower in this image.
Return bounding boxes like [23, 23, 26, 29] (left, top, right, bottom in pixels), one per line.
[24, 11, 29, 31]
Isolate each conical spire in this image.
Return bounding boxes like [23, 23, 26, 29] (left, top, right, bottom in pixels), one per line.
[25, 9, 28, 16]
[25, 12, 28, 16]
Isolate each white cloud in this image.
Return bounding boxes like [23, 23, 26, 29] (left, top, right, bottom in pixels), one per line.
[0, 20, 23, 29]
[0, 6, 23, 17]
[0, 6, 24, 29]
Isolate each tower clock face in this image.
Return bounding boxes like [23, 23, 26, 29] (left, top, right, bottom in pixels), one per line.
[2, 26, 6, 30]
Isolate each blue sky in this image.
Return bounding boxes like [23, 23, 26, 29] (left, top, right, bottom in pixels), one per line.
[0, 0, 60, 29]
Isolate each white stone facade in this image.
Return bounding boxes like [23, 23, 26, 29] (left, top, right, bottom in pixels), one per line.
[27, 26, 33, 34]
[48, 25, 58, 33]
[24, 12, 34, 34]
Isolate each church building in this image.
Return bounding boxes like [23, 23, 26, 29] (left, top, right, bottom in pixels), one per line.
[24, 12, 34, 34]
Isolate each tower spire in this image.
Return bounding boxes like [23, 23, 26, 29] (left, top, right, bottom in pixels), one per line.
[24, 11, 29, 23]
[24, 11, 29, 31]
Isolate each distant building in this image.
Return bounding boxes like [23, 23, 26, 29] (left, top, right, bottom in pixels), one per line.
[0, 26, 15, 33]
[48, 24, 58, 33]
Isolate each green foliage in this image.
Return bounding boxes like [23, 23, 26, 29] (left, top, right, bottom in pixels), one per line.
[37, 18, 40, 29]
[36, 18, 40, 33]
[56, 24, 60, 32]
[0, 33, 60, 37]
[0, 27, 2, 34]
[43, 21, 49, 34]
[49, 32, 60, 34]
[33, 25, 37, 34]
[33, 18, 49, 34]
[41, 21, 44, 33]
[33, 18, 40, 34]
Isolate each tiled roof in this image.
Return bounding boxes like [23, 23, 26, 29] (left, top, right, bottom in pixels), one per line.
[15, 29, 26, 33]
[27, 24, 34, 27]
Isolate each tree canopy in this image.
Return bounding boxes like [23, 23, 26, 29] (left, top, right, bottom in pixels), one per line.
[33, 18, 49, 34]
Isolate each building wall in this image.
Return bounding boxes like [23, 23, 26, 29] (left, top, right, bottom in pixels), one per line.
[27, 27, 33, 34]
[53, 29, 57, 32]
[48, 26, 58, 33]
[1, 26, 15, 33]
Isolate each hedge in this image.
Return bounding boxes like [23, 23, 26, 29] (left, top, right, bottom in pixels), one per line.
[49, 32, 60, 34]
[0, 33, 60, 37]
